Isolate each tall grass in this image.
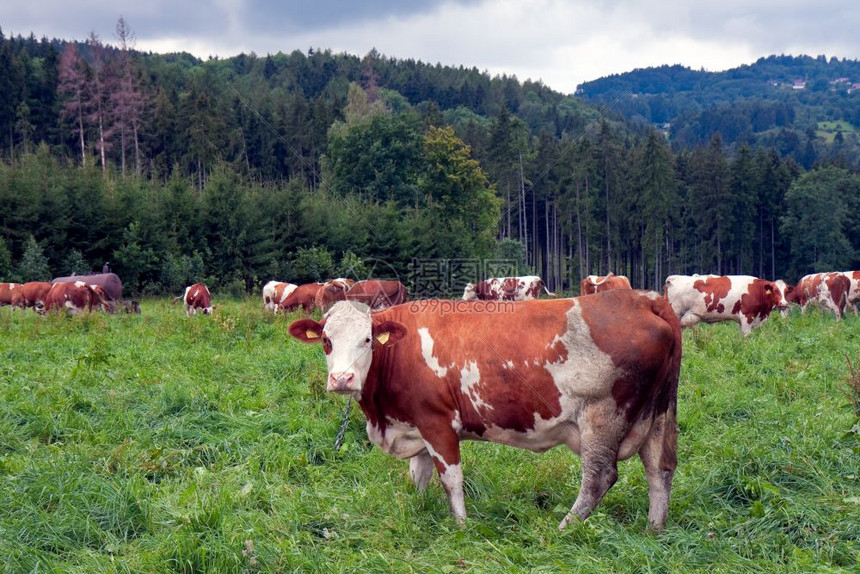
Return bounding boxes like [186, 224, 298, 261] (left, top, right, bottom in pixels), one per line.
[0, 301, 858, 572]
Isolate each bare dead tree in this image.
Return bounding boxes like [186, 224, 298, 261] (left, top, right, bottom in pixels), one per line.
[58, 44, 88, 167]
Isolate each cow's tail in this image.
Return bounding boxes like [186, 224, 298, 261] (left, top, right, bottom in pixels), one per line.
[651, 294, 682, 403]
[543, 285, 557, 297]
[172, 295, 183, 304]
[649, 293, 682, 460]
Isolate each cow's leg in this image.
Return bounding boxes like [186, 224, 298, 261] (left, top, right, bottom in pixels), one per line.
[424, 433, 466, 524]
[559, 447, 618, 529]
[559, 412, 623, 530]
[637, 407, 677, 532]
[835, 300, 845, 320]
[409, 450, 434, 493]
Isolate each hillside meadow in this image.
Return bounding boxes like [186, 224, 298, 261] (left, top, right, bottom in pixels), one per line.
[0, 297, 858, 573]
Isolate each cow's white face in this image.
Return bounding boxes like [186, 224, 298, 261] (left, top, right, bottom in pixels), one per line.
[321, 302, 375, 394]
[462, 283, 477, 301]
[289, 302, 406, 397]
[771, 280, 791, 312]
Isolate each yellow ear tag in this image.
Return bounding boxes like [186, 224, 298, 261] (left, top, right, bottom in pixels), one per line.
[376, 332, 390, 345]
[306, 330, 319, 339]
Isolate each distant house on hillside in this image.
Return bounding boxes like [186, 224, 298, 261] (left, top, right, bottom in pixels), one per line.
[792, 79, 806, 90]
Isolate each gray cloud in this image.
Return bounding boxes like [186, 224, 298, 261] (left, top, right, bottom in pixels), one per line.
[1, 0, 858, 93]
[240, 0, 481, 34]
[1, 1, 228, 43]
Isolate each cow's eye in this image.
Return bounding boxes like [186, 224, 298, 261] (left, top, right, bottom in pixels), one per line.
[364, 337, 371, 344]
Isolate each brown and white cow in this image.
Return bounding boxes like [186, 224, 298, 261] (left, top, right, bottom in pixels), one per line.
[345, 280, 408, 310]
[773, 280, 796, 318]
[664, 274, 786, 335]
[314, 278, 356, 312]
[43, 281, 106, 314]
[262, 281, 298, 313]
[16, 281, 54, 312]
[1, 282, 23, 309]
[278, 282, 325, 314]
[289, 290, 682, 531]
[462, 275, 555, 301]
[841, 271, 860, 314]
[580, 273, 633, 295]
[177, 283, 213, 316]
[789, 272, 850, 319]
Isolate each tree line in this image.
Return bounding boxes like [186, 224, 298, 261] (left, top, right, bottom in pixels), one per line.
[1, 22, 859, 296]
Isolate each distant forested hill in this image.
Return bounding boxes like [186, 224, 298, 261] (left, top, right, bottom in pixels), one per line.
[576, 55, 860, 167]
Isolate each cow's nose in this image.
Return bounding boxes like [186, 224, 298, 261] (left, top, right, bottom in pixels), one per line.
[328, 372, 356, 393]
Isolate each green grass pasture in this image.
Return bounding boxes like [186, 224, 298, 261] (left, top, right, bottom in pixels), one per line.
[0, 299, 858, 572]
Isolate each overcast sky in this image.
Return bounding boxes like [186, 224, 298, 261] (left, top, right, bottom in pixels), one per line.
[3, 1, 859, 94]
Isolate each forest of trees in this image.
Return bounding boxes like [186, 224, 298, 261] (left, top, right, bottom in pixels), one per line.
[2, 22, 860, 297]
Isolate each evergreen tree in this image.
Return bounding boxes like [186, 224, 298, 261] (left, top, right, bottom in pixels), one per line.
[486, 107, 530, 241]
[179, 72, 227, 189]
[727, 145, 758, 273]
[14, 102, 34, 155]
[16, 235, 51, 281]
[595, 120, 626, 273]
[201, 163, 271, 288]
[780, 166, 856, 275]
[688, 134, 731, 273]
[634, 129, 678, 288]
[0, 235, 11, 279]
[0, 30, 26, 156]
[112, 221, 158, 294]
[61, 248, 89, 275]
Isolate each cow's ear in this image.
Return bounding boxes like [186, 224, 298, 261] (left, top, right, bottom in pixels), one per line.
[289, 318, 324, 343]
[372, 320, 407, 348]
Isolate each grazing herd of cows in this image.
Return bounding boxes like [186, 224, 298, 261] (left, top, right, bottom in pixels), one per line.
[0, 272, 139, 315]
[2, 268, 858, 531]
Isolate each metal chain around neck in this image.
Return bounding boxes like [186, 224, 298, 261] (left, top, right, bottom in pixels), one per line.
[333, 399, 353, 452]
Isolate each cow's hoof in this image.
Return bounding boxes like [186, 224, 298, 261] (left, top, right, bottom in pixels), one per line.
[558, 513, 583, 531]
